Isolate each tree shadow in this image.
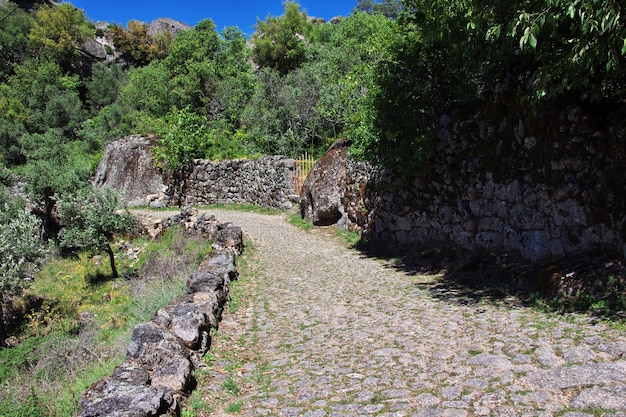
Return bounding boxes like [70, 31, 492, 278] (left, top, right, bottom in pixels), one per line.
[355, 239, 626, 317]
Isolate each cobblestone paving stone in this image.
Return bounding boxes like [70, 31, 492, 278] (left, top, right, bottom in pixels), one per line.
[195, 209, 626, 417]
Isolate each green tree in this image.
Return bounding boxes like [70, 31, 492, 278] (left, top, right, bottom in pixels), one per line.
[252, 2, 312, 74]
[22, 129, 93, 238]
[156, 107, 246, 169]
[110, 20, 170, 66]
[355, 0, 403, 18]
[3, 59, 86, 139]
[57, 188, 139, 278]
[28, 3, 93, 70]
[164, 19, 221, 115]
[0, 205, 48, 346]
[118, 60, 172, 118]
[86, 62, 127, 111]
[0, 2, 32, 82]
[212, 26, 256, 124]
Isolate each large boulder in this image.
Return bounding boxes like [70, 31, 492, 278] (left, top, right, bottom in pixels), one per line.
[147, 17, 192, 37]
[299, 139, 349, 226]
[93, 135, 167, 207]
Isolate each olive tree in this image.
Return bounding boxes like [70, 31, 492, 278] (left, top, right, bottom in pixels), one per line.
[57, 188, 139, 279]
[0, 205, 48, 346]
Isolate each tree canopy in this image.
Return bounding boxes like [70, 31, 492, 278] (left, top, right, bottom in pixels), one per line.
[57, 188, 139, 278]
[0, 0, 623, 220]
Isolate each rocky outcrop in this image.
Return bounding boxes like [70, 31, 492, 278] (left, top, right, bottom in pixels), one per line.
[299, 139, 349, 226]
[81, 209, 242, 417]
[93, 135, 168, 207]
[147, 18, 191, 37]
[82, 38, 108, 60]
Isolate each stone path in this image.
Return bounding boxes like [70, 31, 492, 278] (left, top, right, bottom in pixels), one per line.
[186, 209, 626, 417]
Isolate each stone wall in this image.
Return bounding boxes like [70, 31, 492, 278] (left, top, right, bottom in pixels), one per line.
[166, 156, 298, 210]
[81, 208, 243, 417]
[305, 100, 626, 260]
[94, 138, 298, 209]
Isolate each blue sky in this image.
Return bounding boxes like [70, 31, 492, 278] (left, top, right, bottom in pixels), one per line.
[67, 1, 358, 36]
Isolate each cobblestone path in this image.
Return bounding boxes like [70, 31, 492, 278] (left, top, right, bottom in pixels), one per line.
[191, 209, 626, 417]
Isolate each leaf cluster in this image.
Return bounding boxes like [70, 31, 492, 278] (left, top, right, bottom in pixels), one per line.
[57, 188, 139, 255]
[0, 206, 48, 298]
[111, 20, 172, 66]
[251, 2, 311, 74]
[345, 0, 626, 174]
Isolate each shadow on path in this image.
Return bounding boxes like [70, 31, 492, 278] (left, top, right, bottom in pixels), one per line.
[355, 239, 626, 318]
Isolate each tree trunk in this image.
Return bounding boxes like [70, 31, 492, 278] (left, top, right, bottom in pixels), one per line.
[0, 299, 8, 348]
[105, 244, 118, 278]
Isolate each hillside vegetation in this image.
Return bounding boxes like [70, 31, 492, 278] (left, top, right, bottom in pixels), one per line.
[0, 0, 625, 413]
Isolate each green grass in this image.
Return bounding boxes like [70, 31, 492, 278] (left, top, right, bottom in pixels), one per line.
[335, 228, 361, 247]
[0, 227, 213, 417]
[225, 401, 243, 413]
[222, 377, 241, 396]
[288, 214, 314, 232]
[228, 238, 254, 314]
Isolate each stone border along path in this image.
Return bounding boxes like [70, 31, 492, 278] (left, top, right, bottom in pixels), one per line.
[183, 209, 626, 417]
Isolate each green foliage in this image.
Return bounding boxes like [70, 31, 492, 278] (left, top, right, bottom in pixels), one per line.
[155, 107, 246, 169]
[0, 2, 32, 82]
[22, 129, 93, 218]
[355, 0, 403, 18]
[0, 225, 210, 416]
[242, 67, 326, 157]
[28, 3, 93, 70]
[86, 62, 127, 111]
[118, 61, 172, 117]
[0, 202, 48, 345]
[78, 102, 131, 144]
[0, 206, 48, 297]
[110, 20, 171, 66]
[252, 2, 312, 74]
[57, 188, 139, 278]
[400, 0, 626, 104]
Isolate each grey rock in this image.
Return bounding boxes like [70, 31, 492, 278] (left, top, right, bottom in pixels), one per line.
[147, 17, 191, 37]
[81, 364, 174, 417]
[468, 353, 513, 370]
[300, 139, 349, 226]
[529, 362, 626, 391]
[562, 345, 596, 364]
[93, 135, 165, 207]
[534, 346, 564, 368]
[164, 296, 211, 351]
[570, 386, 626, 409]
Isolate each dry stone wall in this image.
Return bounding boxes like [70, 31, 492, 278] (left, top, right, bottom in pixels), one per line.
[80, 208, 242, 417]
[166, 156, 297, 209]
[94, 138, 298, 209]
[337, 101, 626, 260]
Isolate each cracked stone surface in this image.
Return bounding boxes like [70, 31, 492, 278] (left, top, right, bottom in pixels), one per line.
[185, 209, 626, 417]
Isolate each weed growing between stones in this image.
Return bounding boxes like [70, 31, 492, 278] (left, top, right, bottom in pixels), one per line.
[225, 401, 243, 413]
[182, 238, 269, 416]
